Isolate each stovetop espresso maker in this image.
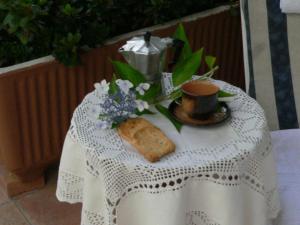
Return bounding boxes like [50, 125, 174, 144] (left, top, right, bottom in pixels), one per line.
[119, 32, 184, 84]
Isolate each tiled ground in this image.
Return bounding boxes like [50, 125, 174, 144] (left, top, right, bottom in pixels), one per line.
[0, 166, 82, 225]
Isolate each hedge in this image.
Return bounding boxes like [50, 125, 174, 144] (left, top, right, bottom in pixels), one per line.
[0, 0, 232, 67]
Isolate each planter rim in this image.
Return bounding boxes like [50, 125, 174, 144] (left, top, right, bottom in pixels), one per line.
[0, 5, 231, 75]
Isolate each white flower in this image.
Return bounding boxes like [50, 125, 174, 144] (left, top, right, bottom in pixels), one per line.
[129, 114, 138, 118]
[136, 83, 150, 95]
[94, 79, 110, 94]
[121, 111, 130, 116]
[116, 79, 133, 94]
[135, 99, 149, 112]
[95, 120, 111, 130]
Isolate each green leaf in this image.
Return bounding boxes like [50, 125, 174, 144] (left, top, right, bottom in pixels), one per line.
[3, 13, 19, 33]
[155, 104, 182, 132]
[136, 109, 155, 116]
[63, 4, 74, 15]
[205, 56, 216, 70]
[53, 32, 82, 66]
[112, 61, 146, 86]
[112, 123, 118, 129]
[18, 32, 30, 45]
[19, 17, 29, 28]
[169, 89, 183, 101]
[109, 74, 118, 94]
[173, 23, 192, 62]
[38, 0, 48, 6]
[218, 90, 236, 97]
[172, 48, 203, 87]
[67, 32, 81, 43]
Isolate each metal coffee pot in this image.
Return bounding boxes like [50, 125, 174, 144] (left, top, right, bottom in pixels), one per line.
[119, 32, 184, 84]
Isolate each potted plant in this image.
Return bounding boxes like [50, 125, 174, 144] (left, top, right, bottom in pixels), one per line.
[0, 0, 243, 196]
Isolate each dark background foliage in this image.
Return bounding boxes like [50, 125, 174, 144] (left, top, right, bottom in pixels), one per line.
[0, 0, 231, 67]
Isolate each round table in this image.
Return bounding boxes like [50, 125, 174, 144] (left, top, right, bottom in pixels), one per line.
[56, 80, 280, 225]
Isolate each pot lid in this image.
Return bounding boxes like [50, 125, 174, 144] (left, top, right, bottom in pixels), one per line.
[120, 32, 172, 55]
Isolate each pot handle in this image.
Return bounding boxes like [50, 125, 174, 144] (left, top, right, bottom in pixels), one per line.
[168, 39, 185, 71]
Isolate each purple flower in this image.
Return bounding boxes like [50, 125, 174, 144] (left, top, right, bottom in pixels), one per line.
[135, 99, 149, 112]
[92, 79, 153, 129]
[136, 83, 150, 95]
[116, 79, 133, 94]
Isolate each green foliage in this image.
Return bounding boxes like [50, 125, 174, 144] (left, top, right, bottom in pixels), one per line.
[112, 60, 162, 103]
[136, 109, 155, 116]
[172, 48, 203, 87]
[109, 74, 118, 94]
[155, 103, 182, 132]
[0, 0, 109, 67]
[171, 23, 219, 88]
[167, 23, 236, 131]
[0, 0, 231, 67]
[111, 61, 146, 85]
[140, 83, 161, 103]
[205, 55, 216, 70]
[53, 32, 82, 66]
[172, 23, 192, 63]
[0, 34, 32, 65]
[218, 90, 236, 97]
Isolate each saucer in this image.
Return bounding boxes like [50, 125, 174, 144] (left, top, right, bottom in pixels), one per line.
[168, 100, 231, 126]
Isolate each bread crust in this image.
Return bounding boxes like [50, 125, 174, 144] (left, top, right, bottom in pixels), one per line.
[117, 118, 175, 162]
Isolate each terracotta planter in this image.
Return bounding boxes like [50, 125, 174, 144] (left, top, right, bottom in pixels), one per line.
[0, 5, 244, 196]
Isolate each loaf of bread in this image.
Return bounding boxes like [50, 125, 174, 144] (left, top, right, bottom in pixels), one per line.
[118, 118, 175, 162]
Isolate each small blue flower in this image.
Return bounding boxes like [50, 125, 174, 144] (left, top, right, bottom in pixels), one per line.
[92, 79, 152, 129]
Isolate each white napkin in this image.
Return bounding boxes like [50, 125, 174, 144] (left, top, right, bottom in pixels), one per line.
[280, 0, 300, 14]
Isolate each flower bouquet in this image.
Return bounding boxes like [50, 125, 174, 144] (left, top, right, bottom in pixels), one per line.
[91, 78, 153, 129]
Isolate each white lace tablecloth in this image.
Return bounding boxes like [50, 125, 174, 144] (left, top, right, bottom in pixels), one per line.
[56, 80, 280, 225]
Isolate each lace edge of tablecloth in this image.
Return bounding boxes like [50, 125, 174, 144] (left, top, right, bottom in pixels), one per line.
[56, 169, 84, 204]
[56, 168, 281, 221]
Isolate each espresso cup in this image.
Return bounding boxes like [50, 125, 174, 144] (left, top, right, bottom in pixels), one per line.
[181, 80, 219, 119]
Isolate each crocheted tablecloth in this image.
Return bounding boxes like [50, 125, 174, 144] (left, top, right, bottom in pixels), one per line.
[56, 80, 280, 225]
